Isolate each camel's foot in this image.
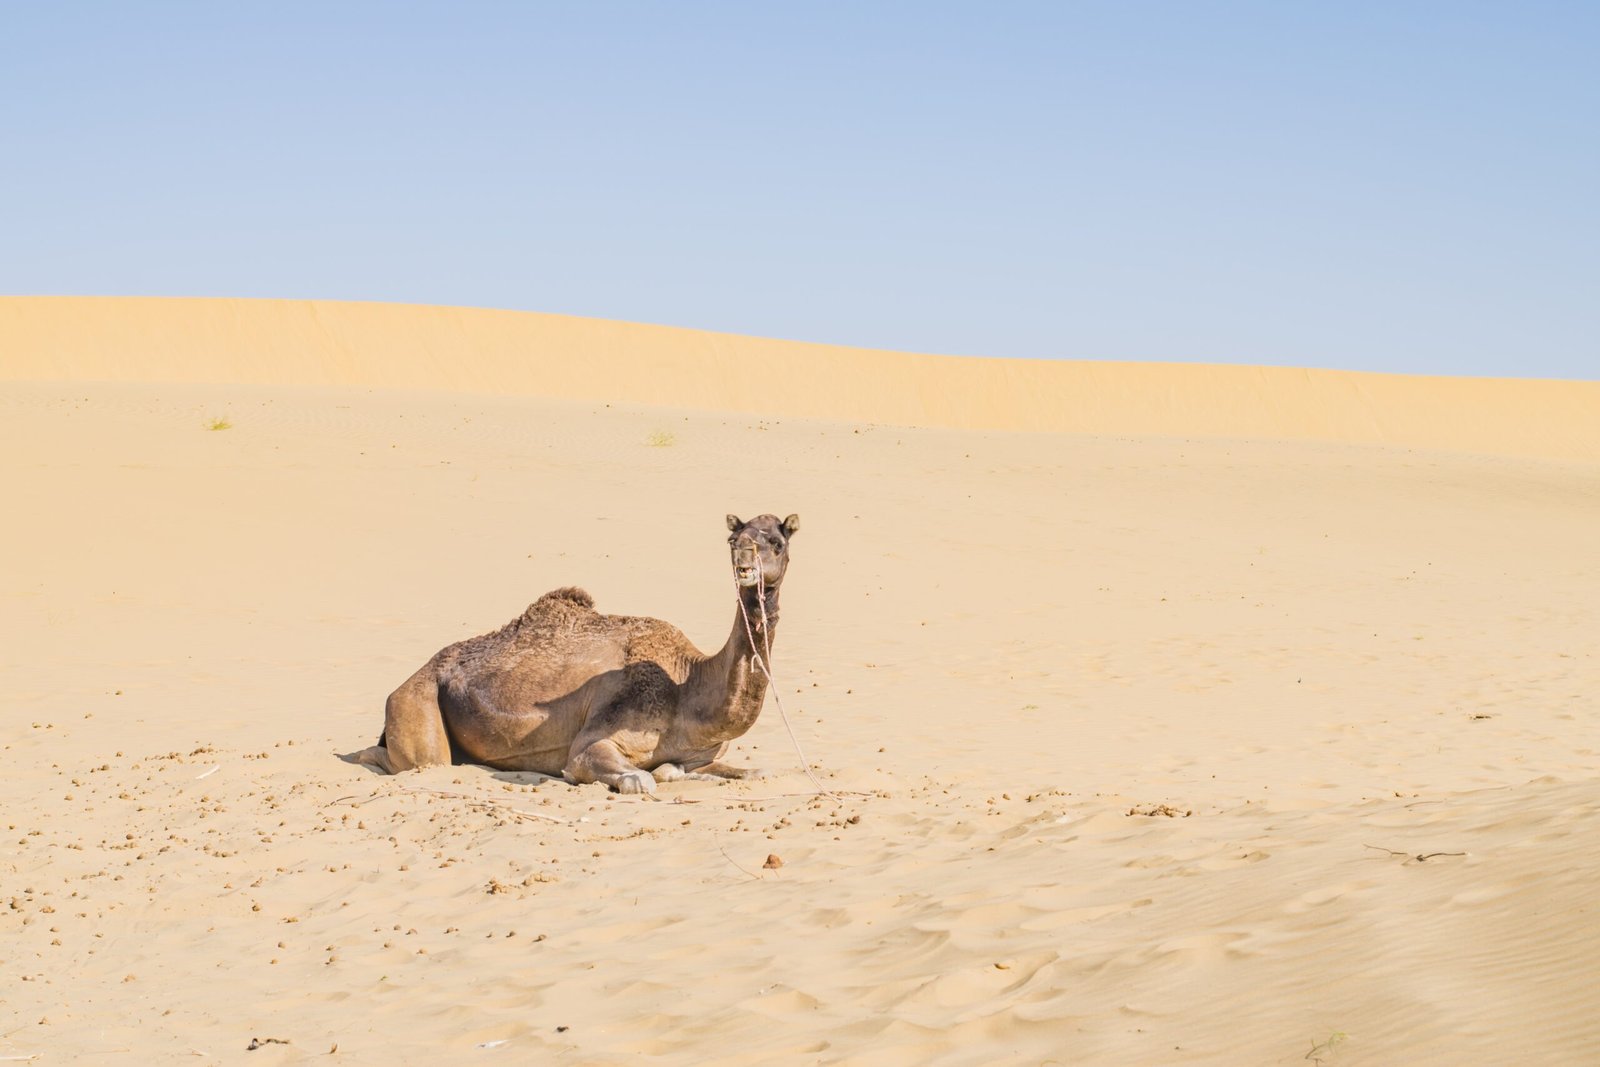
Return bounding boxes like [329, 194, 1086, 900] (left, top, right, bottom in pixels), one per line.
[341, 746, 395, 774]
[615, 770, 657, 795]
[694, 760, 767, 781]
[652, 763, 725, 784]
[561, 767, 657, 794]
[566, 739, 660, 795]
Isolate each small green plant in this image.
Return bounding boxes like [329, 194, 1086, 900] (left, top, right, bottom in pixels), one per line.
[205, 416, 232, 431]
[1306, 1031, 1347, 1064]
[645, 429, 676, 447]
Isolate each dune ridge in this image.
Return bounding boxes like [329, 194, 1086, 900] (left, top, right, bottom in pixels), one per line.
[4, 295, 1597, 461]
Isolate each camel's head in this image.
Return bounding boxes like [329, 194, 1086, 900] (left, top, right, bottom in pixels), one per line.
[727, 513, 799, 589]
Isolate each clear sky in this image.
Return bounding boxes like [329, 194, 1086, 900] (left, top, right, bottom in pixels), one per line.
[4, 2, 1596, 378]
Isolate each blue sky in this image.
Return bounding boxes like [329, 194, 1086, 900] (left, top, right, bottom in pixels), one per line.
[4, 2, 1596, 378]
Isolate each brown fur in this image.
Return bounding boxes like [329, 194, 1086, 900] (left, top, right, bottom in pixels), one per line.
[343, 514, 800, 794]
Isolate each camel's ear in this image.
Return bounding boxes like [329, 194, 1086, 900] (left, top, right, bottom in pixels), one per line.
[726, 514, 743, 532]
[781, 514, 800, 538]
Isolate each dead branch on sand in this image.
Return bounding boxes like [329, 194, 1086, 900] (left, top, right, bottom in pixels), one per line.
[1364, 844, 1466, 862]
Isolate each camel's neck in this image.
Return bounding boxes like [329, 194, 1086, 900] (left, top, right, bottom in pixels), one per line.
[684, 584, 781, 741]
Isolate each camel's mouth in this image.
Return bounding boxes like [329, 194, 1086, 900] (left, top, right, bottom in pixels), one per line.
[733, 544, 762, 587]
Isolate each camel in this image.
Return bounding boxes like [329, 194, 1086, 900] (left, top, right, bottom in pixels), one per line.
[344, 513, 799, 794]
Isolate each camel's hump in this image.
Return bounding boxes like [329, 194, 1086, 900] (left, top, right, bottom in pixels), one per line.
[530, 586, 596, 612]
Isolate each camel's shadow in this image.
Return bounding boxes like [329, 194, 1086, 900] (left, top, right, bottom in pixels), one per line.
[338, 751, 565, 787]
[485, 769, 563, 788]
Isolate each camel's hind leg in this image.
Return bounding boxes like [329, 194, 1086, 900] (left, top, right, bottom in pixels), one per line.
[343, 668, 451, 774]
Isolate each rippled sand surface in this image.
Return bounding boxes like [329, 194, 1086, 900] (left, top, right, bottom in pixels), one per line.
[3, 299, 1598, 1064]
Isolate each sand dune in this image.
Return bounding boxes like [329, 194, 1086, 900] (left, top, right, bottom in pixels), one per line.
[5, 295, 1598, 461]
[3, 299, 1599, 1064]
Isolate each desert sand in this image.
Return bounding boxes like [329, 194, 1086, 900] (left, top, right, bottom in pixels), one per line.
[3, 296, 1598, 1065]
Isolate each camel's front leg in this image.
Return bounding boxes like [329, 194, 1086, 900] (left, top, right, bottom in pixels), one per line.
[564, 738, 656, 795]
[684, 759, 767, 781]
[651, 763, 698, 783]
[649, 761, 743, 784]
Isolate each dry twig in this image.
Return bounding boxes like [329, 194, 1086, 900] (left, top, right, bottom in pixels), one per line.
[1364, 844, 1465, 862]
[715, 830, 763, 880]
